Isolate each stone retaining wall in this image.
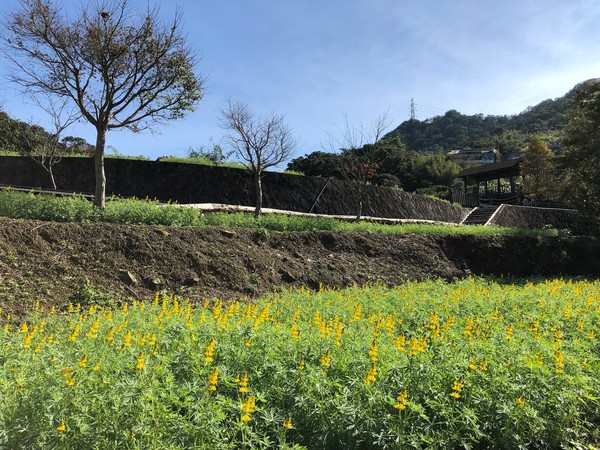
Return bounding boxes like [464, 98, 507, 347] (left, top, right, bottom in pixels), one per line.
[489, 204, 598, 235]
[0, 156, 469, 222]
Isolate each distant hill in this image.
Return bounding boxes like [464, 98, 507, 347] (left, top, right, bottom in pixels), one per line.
[384, 79, 598, 157]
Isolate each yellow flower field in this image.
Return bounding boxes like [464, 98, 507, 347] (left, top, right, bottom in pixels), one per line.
[0, 277, 598, 449]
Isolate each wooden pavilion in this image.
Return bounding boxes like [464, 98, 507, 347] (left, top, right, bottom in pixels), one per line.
[452, 158, 522, 207]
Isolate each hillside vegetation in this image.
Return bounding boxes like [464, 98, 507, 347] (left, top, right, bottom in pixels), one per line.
[385, 88, 575, 154]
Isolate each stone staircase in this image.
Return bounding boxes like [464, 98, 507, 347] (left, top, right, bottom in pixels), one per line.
[460, 205, 500, 226]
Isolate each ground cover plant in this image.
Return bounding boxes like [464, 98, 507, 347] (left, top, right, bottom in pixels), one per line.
[0, 278, 598, 449]
[0, 189, 569, 237]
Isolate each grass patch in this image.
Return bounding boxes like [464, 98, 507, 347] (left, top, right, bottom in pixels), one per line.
[0, 189, 570, 237]
[0, 278, 598, 448]
[158, 156, 247, 169]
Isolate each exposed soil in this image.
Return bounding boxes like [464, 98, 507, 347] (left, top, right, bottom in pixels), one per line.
[1, 217, 599, 319]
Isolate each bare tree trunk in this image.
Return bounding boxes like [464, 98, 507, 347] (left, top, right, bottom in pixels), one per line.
[94, 126, 107, 209]
[49, 166, 57, 190]
[254, 171, 263, 219]
[355, 184, 364, 222]
[356, 200, 363, 222]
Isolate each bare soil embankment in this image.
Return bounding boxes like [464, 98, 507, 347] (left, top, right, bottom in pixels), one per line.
[1, 217, 599, 318]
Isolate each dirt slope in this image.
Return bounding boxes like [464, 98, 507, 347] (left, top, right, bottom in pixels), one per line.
[1, 217, 599, 318]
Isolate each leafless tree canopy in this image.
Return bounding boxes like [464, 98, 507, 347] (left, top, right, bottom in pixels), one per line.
[23, 96, 81, 189]
[323, 112, 391, 154]
[220, 100, 296, 217]
[220, 100, 295, 173]
[2, 0, 204, 207]
[322, 112, 392, 221]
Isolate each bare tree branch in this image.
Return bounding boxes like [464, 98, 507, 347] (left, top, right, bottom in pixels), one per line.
[220, 99, 296, 218]
[322, 111, 392, 221]
[22, 96, 81, 189]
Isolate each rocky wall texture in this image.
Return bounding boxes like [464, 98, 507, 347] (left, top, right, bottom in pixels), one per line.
[0, 156, 468, 222]
[490, 204, 598, 236]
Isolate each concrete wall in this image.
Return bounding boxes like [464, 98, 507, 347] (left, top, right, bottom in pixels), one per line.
[0, 156, 469, 222]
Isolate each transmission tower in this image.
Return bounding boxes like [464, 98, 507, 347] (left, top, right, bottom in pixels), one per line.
[410, 98, 416, 120]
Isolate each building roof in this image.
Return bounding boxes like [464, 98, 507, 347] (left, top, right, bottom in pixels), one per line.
[456, 158, 522, 183]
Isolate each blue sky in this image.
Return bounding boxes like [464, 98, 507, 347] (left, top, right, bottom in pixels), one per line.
[1, 0, 600, 161]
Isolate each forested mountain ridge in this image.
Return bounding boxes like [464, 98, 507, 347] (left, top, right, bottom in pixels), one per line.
[384, 80, 598, 156]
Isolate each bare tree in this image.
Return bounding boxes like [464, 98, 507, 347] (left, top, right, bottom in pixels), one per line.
[23, 97, 80, 190]
[2, 0, 203, 208]
[324, 112, 391, 221]
[220, 100, 296, 218]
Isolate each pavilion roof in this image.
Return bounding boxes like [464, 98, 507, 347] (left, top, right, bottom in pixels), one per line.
[456, 158, 522, 183]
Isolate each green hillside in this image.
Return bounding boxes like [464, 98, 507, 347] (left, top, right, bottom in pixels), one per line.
[384, 81, 599, 156]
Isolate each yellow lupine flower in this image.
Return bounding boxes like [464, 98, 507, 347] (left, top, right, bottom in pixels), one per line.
[394, 389, 408, 411]
[136, 353, 145, 370]
[68, 324, 80, 342]
[77, 355, 87, 368]
[65, 375, 75, 387]
[241, 395, 256, 422]
[426, 312, 440, 339]
[86, 318, 100, 339]
[238, 373, 249, 393]
[282, 417, 294, 429]
[394, 335, 406, 351]
[352, 303, 363, 321]
[504, 324, 513, 341]
[364, 364, 377, 384]
[204, 338, 216, 363]
[588, 330, 595, 340]
[469, 357, 478, 371]
[104, 327, 115, 344]
[555, 350, 565, 374]
[56, 421, 66, 431]
[290, 323, 301, 339]
[123, 330, 132, 347]
[449, 380, 463, 399]
[408, 336, 427, 356]
[319, 350, 331, 368]
[368, 340, 378, 362]
[207, 368, 219, 391]
[516, 396, 526, 406]
[22, 333, 34, 349]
